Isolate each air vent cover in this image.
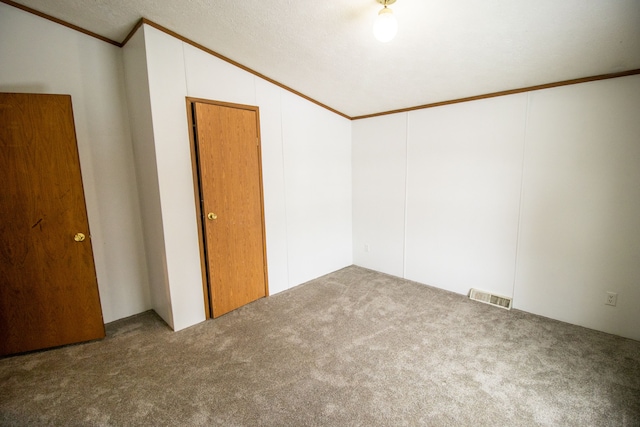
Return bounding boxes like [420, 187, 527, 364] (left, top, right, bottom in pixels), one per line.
[469, 288, 512, 310]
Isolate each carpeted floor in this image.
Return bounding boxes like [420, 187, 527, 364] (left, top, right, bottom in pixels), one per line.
[1, 266, 639, 426]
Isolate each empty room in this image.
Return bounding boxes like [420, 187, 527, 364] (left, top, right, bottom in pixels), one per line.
[1, 0, 639, 425]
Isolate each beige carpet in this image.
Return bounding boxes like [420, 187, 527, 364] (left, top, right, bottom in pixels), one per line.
[1, 266, 639, 426]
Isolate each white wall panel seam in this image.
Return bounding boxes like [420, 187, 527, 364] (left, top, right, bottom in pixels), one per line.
[402, 112, 410, 279]
[278, 91, 292, 288]
[512, 93, 531, 303]
[182, 42, 190, 96]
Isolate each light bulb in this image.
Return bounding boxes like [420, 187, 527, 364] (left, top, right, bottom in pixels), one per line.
[373, 6, 397, 43]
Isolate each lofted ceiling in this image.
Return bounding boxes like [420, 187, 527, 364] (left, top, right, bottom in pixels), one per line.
[7, 0, 640, 118]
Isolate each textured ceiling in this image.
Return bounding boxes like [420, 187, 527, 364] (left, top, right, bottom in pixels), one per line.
[8, 0, 640, 117]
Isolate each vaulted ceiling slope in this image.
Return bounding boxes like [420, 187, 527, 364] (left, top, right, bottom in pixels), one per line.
[7, 0, 640, 118]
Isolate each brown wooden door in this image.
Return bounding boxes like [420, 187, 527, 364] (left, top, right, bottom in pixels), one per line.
[0, 93, 105, 356]
[192, 101, 268, 318]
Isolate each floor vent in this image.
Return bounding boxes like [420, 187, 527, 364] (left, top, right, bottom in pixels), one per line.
[469, 288, 512, 310]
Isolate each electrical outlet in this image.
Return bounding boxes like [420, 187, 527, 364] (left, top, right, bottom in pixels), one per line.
[605, 292, 618, 306]
[364, 244, 370, 252]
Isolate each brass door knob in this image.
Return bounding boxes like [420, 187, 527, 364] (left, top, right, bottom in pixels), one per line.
[74, 233, 86, 242]
[207, 212, 217, 220]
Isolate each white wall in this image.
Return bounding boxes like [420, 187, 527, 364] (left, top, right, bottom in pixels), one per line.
[121, 29, 173, 326]
[352, 75, 640, 341]
[281, 91, 353, 286]
[254, 79, 290, 295]
[125, 25, 353, 330]
[405, 95, 526, 297]
[0, 3, 151, 323]
[515, 77, 640, 340]
[352, 114, 407, 277]
[143, 28, 206, 331]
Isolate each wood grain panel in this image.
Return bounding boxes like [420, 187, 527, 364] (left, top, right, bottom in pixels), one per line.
[0, 93, 105, 356]
[193, 101, 268, 317]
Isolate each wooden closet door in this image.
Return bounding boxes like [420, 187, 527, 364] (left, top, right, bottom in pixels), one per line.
[193, 101, 268, 317]
[0, 93, 105, 356]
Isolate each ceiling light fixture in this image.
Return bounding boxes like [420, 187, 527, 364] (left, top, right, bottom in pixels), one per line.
[373, 0, 398, 43]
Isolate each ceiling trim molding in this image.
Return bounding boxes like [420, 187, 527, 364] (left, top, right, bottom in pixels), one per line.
[4, 0, 639, 122]
[120, 18, 143, 47]
[130, 19, 352, 120]
[351, 69, 640, 120]
[1, 0, 122, 47]
[2, 0, 351, 119]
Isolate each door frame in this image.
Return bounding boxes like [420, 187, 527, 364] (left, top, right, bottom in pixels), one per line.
[185, 97, 269, 319]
